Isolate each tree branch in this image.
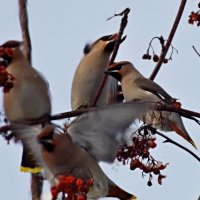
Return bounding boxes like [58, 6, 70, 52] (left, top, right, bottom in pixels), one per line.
[18, 1, 42, 199]
[92, 8, 130, 106]
[149, 0, 187, 80]
[18, 0, 32, 63]
[21, 102, 200, 126]
[155, 130, 200, 163]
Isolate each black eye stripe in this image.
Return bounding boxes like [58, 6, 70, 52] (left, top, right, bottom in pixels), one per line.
[99, 35, 113, 41]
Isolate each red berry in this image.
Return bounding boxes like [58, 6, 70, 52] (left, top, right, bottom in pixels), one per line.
[148, 140, 157, 148]
[65, 175, 76, 184]
[163, 58, 168, 64]
[87, 179, 94, 187]
[76, 178, 84, 187]
[153, 167, 160, 175]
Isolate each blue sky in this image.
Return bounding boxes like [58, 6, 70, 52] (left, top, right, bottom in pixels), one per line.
[0, 1, 200, 199]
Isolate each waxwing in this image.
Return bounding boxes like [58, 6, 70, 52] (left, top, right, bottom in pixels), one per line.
[34, 102, 148, 199]
[71, 33, 122, 110]
[104, 61, 196, 148]
[36, 125, 109, 200]
[1, 40, 51, 172]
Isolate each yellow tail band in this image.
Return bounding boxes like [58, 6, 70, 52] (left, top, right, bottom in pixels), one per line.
[20, 166, 42, 173]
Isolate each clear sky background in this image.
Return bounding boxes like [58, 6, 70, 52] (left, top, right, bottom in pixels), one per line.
[0, 1, 200, 200]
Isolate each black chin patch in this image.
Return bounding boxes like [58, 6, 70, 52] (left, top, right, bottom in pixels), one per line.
[106, 72, 121, 81]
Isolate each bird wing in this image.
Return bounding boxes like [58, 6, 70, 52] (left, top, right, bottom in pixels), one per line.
[68, 100, 151, 162]
[135, 77, 174, 103]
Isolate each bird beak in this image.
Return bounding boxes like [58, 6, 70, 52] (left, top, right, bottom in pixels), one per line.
[105, 34, 118, 52]
[104, 63, 122, 81]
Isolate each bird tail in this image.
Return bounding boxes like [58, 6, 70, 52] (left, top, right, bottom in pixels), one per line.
[20, 147, 42, 173]
[170, 120, 197, 149]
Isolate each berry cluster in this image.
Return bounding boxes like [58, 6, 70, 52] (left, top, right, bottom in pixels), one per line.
[188, 3, 200, 26]
[116, 125, 168, 186]
[142, 36, 177, 64]
[51, 175, 94, 200]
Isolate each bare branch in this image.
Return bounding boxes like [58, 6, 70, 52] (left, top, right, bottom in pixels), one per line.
[155, 130, 200, 163]
[149, 0, 188, 80]
[18, 0, 32, 63]
[92, 8, 130, 107]
[192, 45, 200, 58]
[21, 102, 200, 126]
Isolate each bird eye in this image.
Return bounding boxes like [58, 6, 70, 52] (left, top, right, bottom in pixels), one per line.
[83, 44, 91, 54]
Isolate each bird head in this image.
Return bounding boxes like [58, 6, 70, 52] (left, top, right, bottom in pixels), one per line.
[0, 40, 23, 66]
[104, 61, 132, 81]
[37, 125, 55, 152]
[83, 33, 119, 55]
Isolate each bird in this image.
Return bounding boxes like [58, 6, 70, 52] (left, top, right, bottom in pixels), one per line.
[71, 33, 138, 199]
[0, 40, 51, 173]
[71, 33, 122, 110]
[104, 61, 196, 148]
[33, 101, 149, 199]
[36, 125, 109, 200]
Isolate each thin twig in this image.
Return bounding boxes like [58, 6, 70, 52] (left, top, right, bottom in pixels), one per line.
[92, 8, 130, 107]
[192, 45, 200, 58]
[155, 130, 200, 163]
[149, 0, 188, 80]
[18, 0, 32, 63]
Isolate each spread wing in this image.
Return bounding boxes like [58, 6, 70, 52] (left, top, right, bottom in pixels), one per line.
[68, 101, 151, 162]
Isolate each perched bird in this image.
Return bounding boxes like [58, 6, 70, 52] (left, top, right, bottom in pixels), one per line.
[71, 34, 137, 198]
[71, 33, 121, 110]
[104, 61, 196, 148]
[0, 40, 51, 172]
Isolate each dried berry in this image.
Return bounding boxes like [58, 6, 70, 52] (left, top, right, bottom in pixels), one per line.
[153, 54, 159, 62]
[147, 180, 152, 187]
[142, 53, 151, 60]
[163, 58, 168, 64]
